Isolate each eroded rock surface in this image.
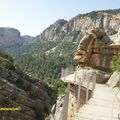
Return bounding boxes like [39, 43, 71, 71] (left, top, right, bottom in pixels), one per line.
[0, 65, 57, 120]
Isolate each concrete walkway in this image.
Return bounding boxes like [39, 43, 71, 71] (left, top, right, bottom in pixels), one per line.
[73, 84, 120, 120]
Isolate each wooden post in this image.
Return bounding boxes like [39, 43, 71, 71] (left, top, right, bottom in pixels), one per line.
[76, 77, 81, 112]
[92, 73, 96, 97]
[86, 77, 90, 103]
[64, 68, 66, 81]
[61, 67, 66, 82]
[74, 70, 77, 83]
[62, 83, 70, 120]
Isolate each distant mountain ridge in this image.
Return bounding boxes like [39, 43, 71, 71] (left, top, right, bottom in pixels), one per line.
[0, 9, 120, 49]
[0, 27, 22, 48]
[0, 27, 33, 49]
[36, 8, 120, 43]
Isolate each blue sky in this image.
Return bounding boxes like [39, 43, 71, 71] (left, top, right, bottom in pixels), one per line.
[0, 0, 120, 36]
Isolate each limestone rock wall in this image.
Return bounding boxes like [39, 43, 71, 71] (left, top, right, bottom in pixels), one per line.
[35, 9, 120, 43]
[0, 66, 57, 120]
[74, 28, 120, 72]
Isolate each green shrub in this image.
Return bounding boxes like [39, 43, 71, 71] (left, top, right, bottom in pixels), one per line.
[15, 79, 24, 88]
[112, 55, 120, 72]
[0, 50, 15, 70]
[0, 58, 15, 70]
[0, 50, 13, 62]
[34, 107, 45, 120]
[116, 81, 120, 88]
[109, 28, 118, 35]
[57, 82, 65, 96]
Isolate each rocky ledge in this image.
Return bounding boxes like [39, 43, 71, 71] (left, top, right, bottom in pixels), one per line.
[0, 65, 57, 120]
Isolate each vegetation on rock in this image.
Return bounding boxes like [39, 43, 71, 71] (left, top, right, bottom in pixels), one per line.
[12, 41, 78, 95]
[112, 55, 120, 72]
[0, 52, 57, 120]
[0, 50, 15, 70]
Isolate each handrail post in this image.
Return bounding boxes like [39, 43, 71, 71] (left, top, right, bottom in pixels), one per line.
[92, 73, 96, 97]
[74, 70, 77, 83]
[61, 67, 66, 81]
[76, 77, 81, 112]
[62, 83, 70, 120]
[64, 68, 66, 81]
[86, 78, 90, 103]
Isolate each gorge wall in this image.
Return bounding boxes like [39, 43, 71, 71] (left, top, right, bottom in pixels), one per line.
[0, 52, 57, 120]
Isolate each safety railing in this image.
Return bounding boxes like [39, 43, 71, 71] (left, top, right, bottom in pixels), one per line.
[61, 67, 96, 120]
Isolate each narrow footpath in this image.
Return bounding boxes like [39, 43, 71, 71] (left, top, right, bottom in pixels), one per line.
[73, 84, 120, 120]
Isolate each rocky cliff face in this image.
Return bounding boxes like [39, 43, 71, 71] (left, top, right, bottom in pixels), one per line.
[0, 52, 57, 120]
[38, 19, 68, 42]
[36, 9, 120, 43]
[65, 10, 120, 35]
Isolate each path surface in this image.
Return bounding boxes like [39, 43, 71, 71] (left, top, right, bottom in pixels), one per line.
[73, 84, 120, 120]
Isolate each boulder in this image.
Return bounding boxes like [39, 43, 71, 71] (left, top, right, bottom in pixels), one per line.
[95, 70, 111, 83]
[74, 28, 115, 70]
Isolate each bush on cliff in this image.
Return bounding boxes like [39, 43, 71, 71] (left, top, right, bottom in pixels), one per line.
[0, 50, 15, 70]
[112, 55, 120, 72]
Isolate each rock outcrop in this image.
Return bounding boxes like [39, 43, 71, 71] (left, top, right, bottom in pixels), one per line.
[74, 28, 120, 71]
[74, 28, 111, 67]
[73, 28, 120, 83]
[0, 52, 57, 120]
[39, 19, 68, 42]
[95, 70, 110, 83]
